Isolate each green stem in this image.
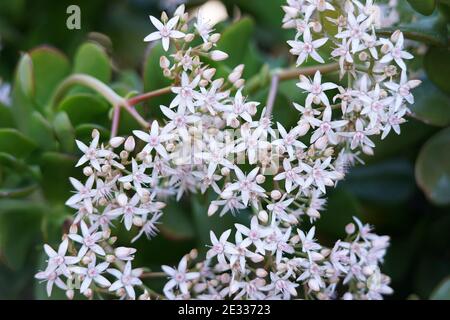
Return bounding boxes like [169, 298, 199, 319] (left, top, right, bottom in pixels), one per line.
[50, 74, 125, 109]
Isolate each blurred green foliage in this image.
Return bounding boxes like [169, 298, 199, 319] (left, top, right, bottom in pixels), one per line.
[0, 0, 449, 299]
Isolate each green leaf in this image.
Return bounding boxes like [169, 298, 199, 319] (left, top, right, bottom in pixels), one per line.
[75, 124, 110, 142]
[316, 188, 361, 238]
[39, 152, 78, 203]
[430, 277, 450, 300]
[29, 111, 57, 151]
[15, 53, 34, 98]
[216, 18, 255, 68]
[0, 102, 15, 128]
[0, 183, 38, 199]
[58, 93, 109, 126]
[0, 200, 45, 270]
[342, 159, 416, 205]
[53, 112, 76, 153]
[29, 46, 71, 108]
[407, 0, 436, 15]
[415, 127, 450, 206]
[73, 42, 112, 83]
[410, 79, 450, 126]
[159, 201, 195, 241]
[378, 14, 447, 46]
[424, 46, 450, 94]
[191, 193, 250, 253]
[143, 43, 173, 115]
[0, 128, 37, 158]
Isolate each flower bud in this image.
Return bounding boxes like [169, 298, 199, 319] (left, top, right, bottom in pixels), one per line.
[234, 79, 245, 89]
[210, 33, 221, 43]
[123, 182, 132, 190]
[124, 136, 135, 152]
[66, 289, 74, 300]
[256, 174, 266, 184]
[345, 222, 355, 234]
[210, 50, 229, 61]
[390, 30, 401, 43]
[315, 135, 328, 150]
[203, 68, 216, 81]
[161, 12, 169, 23]
[115, 247, 137, 260]
[106, 254, 116, 263]
[117, 193, 128, 207]
[256, 268, 268, 278]
[184, 33, 195, 43]
[221, 167, 230, 176]
[102, 229, 111, 239]
[91, 129, 100, 139]
[271, 190, 282, 200]
[202, 42, 213, 51]
[69, 224, 78, 234]
[359, 51, 368, 62]
[110, 136, 125, 148]
[133, 216, 144, 227]
[250, 254, 264, 263]
[159, 56, 170, 69]
[82, 256, 91, 265]
[139, 291, 150, 300]
[258, 210, 269, 223]
[83, 166, 93, 176]
[308, 278, 320, 292]
[120, 150, 129, 160]
[189, 249, 198, 260]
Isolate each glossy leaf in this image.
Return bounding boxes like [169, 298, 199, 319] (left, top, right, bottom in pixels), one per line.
[29, 46, 71, 108]
[378, 15, 447, 47]
[52, 112, 76, 153]
[407, 0, 436, 16]
[410, 79, 450, 126]
[0, 102, 14, 128]
[0, 128, 37, 158]
[143, 43, 173, 116]
[415, 127, 450, 205]
[424, 46, 450, 94]
[58, 93, 109, 126]
[39, 152, 78, 203]
[15, 53, 34, 98]
[0, 200, 45, 269]
[73, 42, 112, 83]
[29, 111, 57, 151]
[430, 277, 450, 300]
[216, 18, 255, 68]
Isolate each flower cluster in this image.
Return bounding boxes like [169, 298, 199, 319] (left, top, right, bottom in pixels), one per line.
[36, 1, 419, 300]
[163, 217, 392, 300]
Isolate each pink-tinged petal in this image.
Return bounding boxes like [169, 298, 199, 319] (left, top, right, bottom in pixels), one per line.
[125, 285, 136, 299]
[162, 37, 170, 52]
[170, 30, 185, 39]
[68, 234, 84, 244]
[91, 244, 106, 256]
[133, 130, 150, 142]
[109, 280, 124, 292]
[75, 140, 88, 153]
[44, 244, 57, 258]
[144, 32, 162, 42]
[166, 16, 180, 29]
[80, 277, 92, 293]
[178, 256, 187, 272]
[94, 275, 111, 288]
[58, 239, 69, 256]
[149, 15, 164, 30]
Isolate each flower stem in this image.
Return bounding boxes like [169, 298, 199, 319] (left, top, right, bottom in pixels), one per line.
[50, 74, 150, 132]
[127, 86, 172, 107]
[265, 74, 280, 117]
[111, 105, 121, 138]
[276, 62, 340, 81]
[50, 74, 126, 109]
[140, 272, 167, 279]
